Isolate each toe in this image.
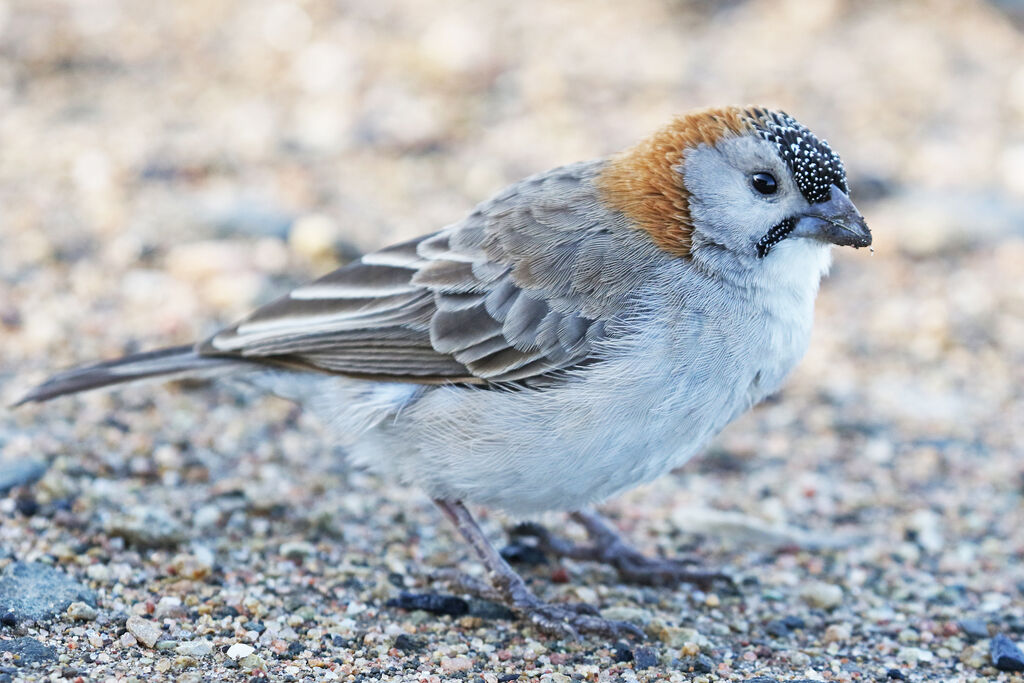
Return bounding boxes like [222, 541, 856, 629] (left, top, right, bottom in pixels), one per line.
[574, 615, 645, 640]
[529, 611, 579, 640]
[562, 602, 601, 616]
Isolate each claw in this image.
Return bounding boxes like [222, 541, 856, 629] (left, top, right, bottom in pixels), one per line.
[510, 510, 737, 591]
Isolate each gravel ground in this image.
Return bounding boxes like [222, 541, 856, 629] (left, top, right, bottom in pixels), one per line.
[2, 0, 1024, 681]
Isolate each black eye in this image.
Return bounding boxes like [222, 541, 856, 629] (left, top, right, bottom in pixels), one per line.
[751, 172, 778, 195]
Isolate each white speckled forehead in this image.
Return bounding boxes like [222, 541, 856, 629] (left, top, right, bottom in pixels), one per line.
[745, 108, 848, 204]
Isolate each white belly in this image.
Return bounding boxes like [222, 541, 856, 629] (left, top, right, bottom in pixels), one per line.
[354, 302, 812, 514]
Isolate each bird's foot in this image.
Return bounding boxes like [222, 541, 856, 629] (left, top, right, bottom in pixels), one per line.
[431, 567, 644, 640]
[509, 510, 734, 590]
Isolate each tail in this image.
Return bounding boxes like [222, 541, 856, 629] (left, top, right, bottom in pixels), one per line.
[14, 345, 244, 405]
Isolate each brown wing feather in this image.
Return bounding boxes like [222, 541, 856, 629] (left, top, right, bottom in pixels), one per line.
[200, 160, 666, 384]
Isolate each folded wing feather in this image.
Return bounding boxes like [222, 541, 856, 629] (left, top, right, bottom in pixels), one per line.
[201, 160, 651, 384]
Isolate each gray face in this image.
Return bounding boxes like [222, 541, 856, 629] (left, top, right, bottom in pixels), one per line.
[680, 131, 868, 262]
[681, 135, 816, 260]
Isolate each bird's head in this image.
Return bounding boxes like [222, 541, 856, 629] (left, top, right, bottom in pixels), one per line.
[598, 106, 871, 283]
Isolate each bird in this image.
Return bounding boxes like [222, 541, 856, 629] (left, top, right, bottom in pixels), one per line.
[16, 105, 871, 640]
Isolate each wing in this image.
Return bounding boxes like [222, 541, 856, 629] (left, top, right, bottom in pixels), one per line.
[201, 160, 659, 384]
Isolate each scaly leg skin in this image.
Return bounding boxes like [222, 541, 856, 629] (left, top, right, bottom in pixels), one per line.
[509, 509, 734, 590]
[434, 500, 644, 641]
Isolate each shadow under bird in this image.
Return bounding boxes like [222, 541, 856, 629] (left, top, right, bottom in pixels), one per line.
[16, 105, 871, 639]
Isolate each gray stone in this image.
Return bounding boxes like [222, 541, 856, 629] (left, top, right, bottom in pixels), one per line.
[65, 601, 98, 621]
[633, 646, 658, 669]
[0, 637, 57, 666]
[992, 634, 1024, 672]
[0, 562, 96, 622]
[958, 618, 989, 640]
[176, 639, 214, 657]
[105, 506, 186, 548]
[0, 460, 47, 495]
[800, 581, 843, 609]
[126, 616, 162, 648]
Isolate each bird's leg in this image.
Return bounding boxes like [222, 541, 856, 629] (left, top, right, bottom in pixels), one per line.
[433, 499, 644, 641]
[509, 509, 733, 590]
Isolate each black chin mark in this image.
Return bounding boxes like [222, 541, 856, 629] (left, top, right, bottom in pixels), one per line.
[755, 217, 796, 258]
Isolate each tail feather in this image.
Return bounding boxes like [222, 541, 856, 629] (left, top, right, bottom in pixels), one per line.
[14, 345, 242, 405]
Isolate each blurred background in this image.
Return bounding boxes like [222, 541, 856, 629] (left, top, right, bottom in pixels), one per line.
[1, 0, 1024, 678]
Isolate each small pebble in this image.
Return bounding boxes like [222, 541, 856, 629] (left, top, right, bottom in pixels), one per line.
[824, 623, 851, 643]
[174, 655, 198, 669]
[392, 634, 423, 652]
[85, 564, 111, 583]
[175, 639, 213, 658]
[243, 620, 265, 633]
[674, 654, 715, 673]
[961, 643, 988, 669]
[611, 642, 634, 663]
[781, 615, 806, 630]
[239, 653, 265, 670]
[441, 656, 472, 673]
[125, 616, 161, 649]
[106, 506, 185, 548]
[0, 460, 48, 495]
[385, 592, 469, 617]
[153, 596, 187, 620]
[992, 633, 1024, 672]
[15, 496, 39, 516]
[653, 623, 703, 648]
[897, 646, 933, 664]
[958, 618, 989, 640]
[800, 581, 843, 609]
[167, 551, 213, 580]
[66, 601, 98, 621]
[633, 646, 658, 669]
[280, 541, 316, 560]
[226, 642, 256, 660]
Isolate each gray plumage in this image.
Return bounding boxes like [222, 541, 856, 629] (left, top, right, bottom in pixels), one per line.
[203, 160, 647, 385]
[16, 116, 869, 516]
